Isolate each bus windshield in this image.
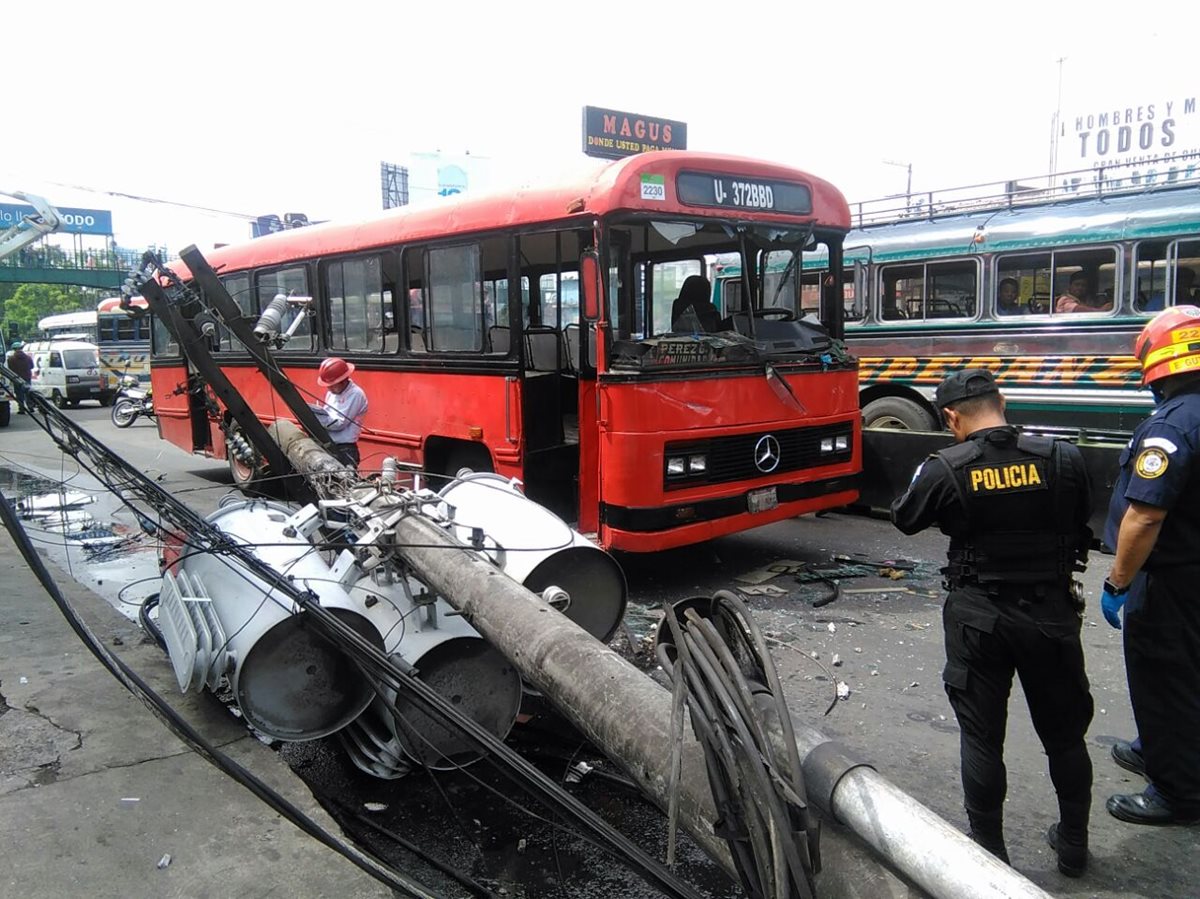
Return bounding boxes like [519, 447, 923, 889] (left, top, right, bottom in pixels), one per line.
[608, 218, 842, 368]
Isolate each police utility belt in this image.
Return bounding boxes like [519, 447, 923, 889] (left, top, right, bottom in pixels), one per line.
[942, 533, 1080, 596]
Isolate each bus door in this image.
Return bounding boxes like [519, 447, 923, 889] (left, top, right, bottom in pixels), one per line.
[515, 234, 587, 523]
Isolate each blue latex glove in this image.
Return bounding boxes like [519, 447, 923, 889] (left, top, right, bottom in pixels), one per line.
[1101, 587, 1127, 629]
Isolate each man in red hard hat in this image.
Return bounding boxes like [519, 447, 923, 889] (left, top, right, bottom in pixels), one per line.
[1102, 304, 1200, 827]
[315, 357, 368, 468]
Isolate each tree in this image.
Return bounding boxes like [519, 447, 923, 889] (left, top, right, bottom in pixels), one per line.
[2, 284, 92, 337]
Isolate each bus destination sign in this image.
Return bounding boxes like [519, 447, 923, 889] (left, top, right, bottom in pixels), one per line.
[676, 172, 812, 215]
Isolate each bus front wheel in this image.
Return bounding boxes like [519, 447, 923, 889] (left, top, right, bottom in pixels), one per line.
[441, 446, 494, 483]
[52, 390, 67, 409]
[862, 396, 937, 431]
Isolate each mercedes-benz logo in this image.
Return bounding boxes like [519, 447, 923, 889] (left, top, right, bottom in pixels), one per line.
[753, 434, 781, 473]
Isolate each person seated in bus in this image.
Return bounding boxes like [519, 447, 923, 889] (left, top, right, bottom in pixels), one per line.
[670, 275, 723, 332]
[996, 278, 1023, 314]
[670, 275, 722, 332]
[1055, 272, 1111, 313]
[1175, 267, 1197, 305]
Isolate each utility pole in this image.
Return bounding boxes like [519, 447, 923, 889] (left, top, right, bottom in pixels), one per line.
[883, 160, 913, 208]
[1049, 56, 1067, 182]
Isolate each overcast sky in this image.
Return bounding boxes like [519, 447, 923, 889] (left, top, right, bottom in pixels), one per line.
[4, 0, 1195, 251]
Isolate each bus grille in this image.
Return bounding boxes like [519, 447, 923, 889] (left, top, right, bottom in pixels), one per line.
[663, 422, 854, 490]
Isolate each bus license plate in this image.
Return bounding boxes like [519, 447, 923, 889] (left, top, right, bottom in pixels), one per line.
[747, 487, 778, 513]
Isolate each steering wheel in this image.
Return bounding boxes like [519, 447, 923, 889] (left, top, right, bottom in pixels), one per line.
[753, 307, 796, 321]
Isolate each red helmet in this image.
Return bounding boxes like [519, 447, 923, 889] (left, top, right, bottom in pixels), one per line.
[1134, 305, 1200, 386]
[317, 357, 354, 387]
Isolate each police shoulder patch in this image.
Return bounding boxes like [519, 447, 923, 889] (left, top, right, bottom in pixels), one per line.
[1134, 447, 1169, 479]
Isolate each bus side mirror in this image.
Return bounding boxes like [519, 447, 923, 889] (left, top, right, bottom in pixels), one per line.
[581, 251, 602, 322]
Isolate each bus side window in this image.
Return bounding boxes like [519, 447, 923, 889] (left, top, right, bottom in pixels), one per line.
[220, 274, 253, 351]
[326, 255, 384, 353]
[256, 266, 314, 352]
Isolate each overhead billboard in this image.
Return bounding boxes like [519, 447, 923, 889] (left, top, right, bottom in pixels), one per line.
[1066, 91, 1200, 185]
[0, 204, 113, 235]
[582, 106, 687, 160]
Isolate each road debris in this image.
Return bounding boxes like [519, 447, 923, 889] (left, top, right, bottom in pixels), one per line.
[738, 583, 788, 596]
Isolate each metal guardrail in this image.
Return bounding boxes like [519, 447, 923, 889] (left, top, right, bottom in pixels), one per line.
[850, 162, 1200, 229]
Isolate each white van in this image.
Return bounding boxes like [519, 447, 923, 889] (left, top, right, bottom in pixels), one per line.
[25, 339, 115, 408]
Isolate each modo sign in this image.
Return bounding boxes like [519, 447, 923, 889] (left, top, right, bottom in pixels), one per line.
[0, 203, 113, 236]
[582, 105, 687, 160]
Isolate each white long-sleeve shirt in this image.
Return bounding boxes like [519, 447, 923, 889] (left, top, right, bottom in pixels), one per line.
[321, 381, 368, 445]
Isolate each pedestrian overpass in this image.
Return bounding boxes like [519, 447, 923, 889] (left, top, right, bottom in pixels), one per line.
[0, 247, 145, 290]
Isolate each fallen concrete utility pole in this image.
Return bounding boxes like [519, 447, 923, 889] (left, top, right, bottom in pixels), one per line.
[388, 513, 1050, 899]
[278, 430, 1052, 899]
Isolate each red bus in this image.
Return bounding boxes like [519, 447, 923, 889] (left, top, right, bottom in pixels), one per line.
[150, 151, 861, 552]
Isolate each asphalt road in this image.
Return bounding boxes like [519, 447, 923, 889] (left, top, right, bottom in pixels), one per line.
[2, 401, 1194, 898]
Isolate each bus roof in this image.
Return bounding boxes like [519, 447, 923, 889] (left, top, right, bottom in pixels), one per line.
[97, 296, 149, 313]
[843, 185, 1200, 264]
[37, 310, 97, 331]
[177, 152, 850, 277]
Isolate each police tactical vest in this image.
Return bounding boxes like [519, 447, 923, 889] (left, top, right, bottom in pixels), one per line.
[936, 432, 1085, 586]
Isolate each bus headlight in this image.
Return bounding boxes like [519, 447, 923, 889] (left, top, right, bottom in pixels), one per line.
[666, 456, 686, 476]
[835, 434, 849, 452]
[688, 455, 707, 473]
[67, 375, 80, 385]
[820, 437, 834, 453]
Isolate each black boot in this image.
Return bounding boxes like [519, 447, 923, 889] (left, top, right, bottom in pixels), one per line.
[1048, 798, 1089, 877]
[966, 811, 1009, 864]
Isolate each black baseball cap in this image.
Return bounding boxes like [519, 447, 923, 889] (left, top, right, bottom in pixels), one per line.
[936, 368, 999, 408]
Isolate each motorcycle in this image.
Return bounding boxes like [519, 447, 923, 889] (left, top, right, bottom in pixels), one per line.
[110, 374, 154, 428]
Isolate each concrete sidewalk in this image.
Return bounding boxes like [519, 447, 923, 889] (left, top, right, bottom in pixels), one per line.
[0, 524, 394, 899]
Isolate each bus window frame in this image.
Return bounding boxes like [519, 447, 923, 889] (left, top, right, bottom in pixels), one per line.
[253, 263, 316, 354]
[878, 257, 981, 324]
[994, 245, 1121, 317]
[321, 251, 391, 355]
[1132, 237, 1200, 314]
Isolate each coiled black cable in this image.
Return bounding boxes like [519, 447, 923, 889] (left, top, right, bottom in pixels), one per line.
[658, 591, 820, 899]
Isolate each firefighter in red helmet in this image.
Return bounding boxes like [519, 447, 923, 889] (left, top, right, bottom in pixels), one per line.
[1102, 304, 1200, 827]
[314, 357, 368, 468]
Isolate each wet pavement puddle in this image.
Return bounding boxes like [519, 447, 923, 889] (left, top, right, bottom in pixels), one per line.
[1, 464, 161, 621]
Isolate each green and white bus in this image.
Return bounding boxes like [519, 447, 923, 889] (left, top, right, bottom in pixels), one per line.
[712, 175, 1200, 437]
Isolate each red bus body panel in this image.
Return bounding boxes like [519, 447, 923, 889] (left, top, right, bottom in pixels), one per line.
[595, 367, 860, 551]
[150, 151, 859, 552]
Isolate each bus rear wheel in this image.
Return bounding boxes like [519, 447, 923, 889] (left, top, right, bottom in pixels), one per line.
[862, 396, 938, 431]
[229, 451, 265, 493]
[227, 426, 266, 493]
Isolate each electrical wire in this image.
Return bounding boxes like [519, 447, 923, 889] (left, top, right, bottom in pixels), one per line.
[0, 489, 443, 899]
[658, 592, 820, 899]
[1, 365, 707, 899]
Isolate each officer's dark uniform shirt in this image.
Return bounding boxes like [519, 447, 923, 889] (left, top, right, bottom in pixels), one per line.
[893, 426, 1091, 563]
[893, 425, 1091, 636]
[1104, 381, 1200, 568]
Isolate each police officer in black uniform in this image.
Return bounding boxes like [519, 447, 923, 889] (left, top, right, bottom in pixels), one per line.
[891, 368, 1095, 876]
[1101, 305, 1200, 827]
